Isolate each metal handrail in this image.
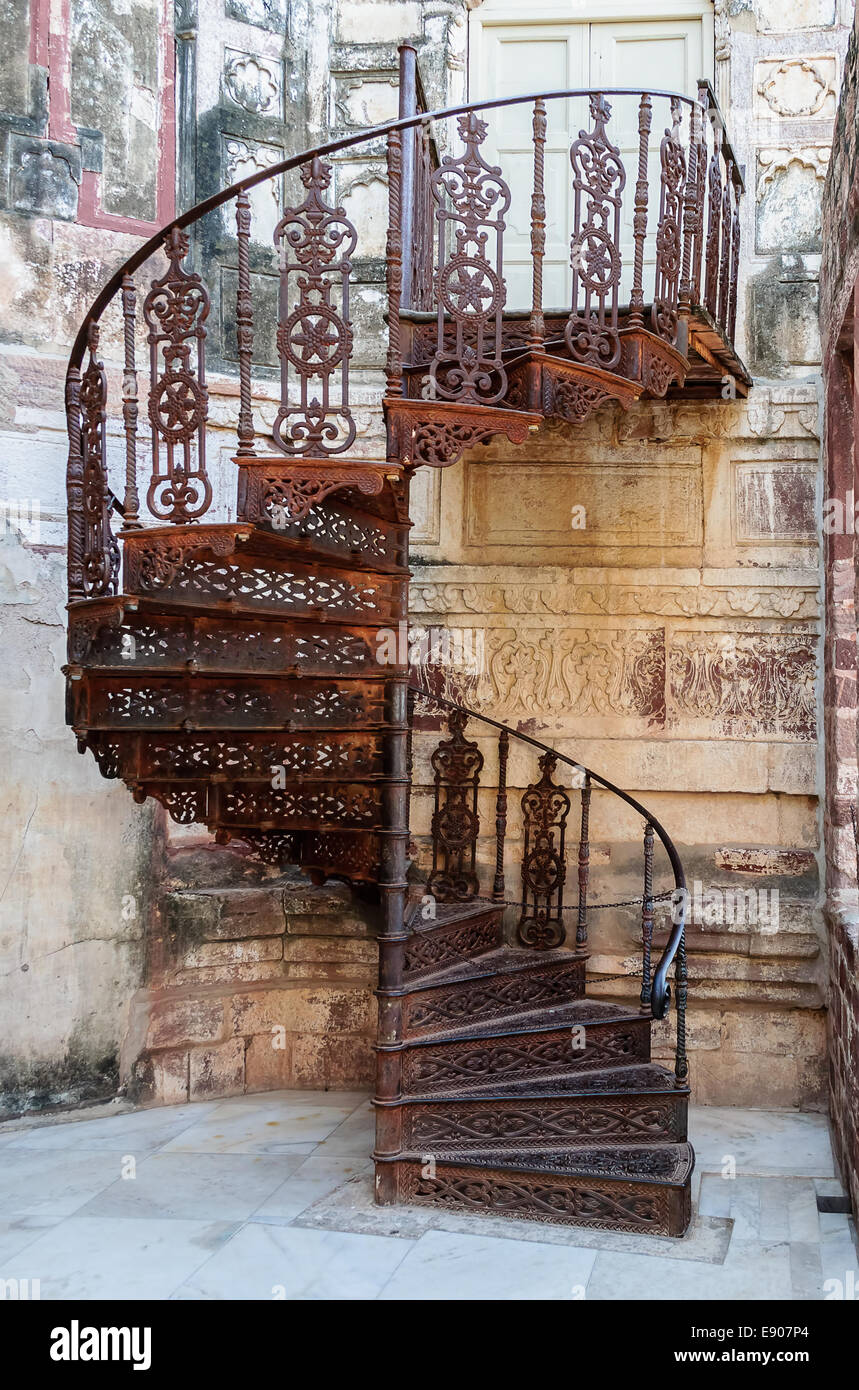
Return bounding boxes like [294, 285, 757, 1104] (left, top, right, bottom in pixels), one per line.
[65, 83, 706, 377]
[409, 680, 687, 1027]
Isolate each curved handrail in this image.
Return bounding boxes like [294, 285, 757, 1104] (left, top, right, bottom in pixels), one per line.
[409, 679, 686, 1022]
[66, 83, 705, 377]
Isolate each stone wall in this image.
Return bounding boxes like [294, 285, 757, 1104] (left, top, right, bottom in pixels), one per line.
[820, 5, 859, 1221]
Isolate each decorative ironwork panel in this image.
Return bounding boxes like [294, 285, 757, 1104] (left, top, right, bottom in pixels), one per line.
[518, 752, 571, 950]
[404, 1095, 686, 1149]
[704, 121, 723, 317]
[80, 324, 120, 597]
[565, 95, 625, 371]
[272, 157, 357, 456]
[427, 707, 484, 901]
[143, 228, 212, 522]
[429, 111, 510, 405]
[651, 98, 686, 345]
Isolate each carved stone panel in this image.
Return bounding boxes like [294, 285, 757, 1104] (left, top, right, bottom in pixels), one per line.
[755, 56, 837, 120]
[223, 49, 283, 117]
[733, 461, 817, 543]
[667, 633, 817, 740]
[464, 462, 703, 551]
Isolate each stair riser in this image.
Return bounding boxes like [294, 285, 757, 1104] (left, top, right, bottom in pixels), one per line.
[377, 1092, 688, 1154]
[68, 674, 389, 732]
[378, 1158, 691, 1237]
[124, 549, 405, 624]
[70, 611, 398, 679]
[83, 730, 386, 783]
[401, 1018, 651, 1095]
[402, 958, 586, 1037]
[403, 912, 503, 979]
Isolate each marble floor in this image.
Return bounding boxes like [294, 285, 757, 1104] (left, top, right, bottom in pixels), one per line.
[0, 1091, 856, 1300]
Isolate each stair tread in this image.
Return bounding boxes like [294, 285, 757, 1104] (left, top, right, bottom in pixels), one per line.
[404, 998, 646, 1046]
[401, 945, 586, 993]
[406, 899, 502, 934]
[395, 1141, 694, 1185]
[393, 1061, 685, 1103]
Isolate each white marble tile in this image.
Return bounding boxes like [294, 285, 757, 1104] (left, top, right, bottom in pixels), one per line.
[688, 1107, 835, 1178]
[252, 1155, 372, 1225]
[160, 1098, 355, 1155]
[75, 1151, 303, 1222]
[588, 1237, 794, 1301]
[313, 1101, 375, 1156]
[0, 1215, 240, 1299]
[378, 1228, 597, 1301]
[4, 1102, 220, 1155]
[698, 1173, 732, 1219]
[0, 1215, 62, 1262]
[0, 1150, 135, 1218]
[174, 1222, 412, 1300]
[790, 1241, 824, 1301]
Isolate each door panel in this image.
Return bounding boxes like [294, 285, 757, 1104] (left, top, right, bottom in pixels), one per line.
[471, 13, 709, 311]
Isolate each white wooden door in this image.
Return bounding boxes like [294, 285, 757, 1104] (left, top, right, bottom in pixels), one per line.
[469, 4, 713, 311]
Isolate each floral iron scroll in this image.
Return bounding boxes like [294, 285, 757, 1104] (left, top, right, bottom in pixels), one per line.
[518, 752, 571, 950]
[566, 94, 626, 371]
[429, 111, 511, 405]
[273, 156, 357, 457]
[143, 228, 212, 522]
[427, 707, 484, 901]
[652, 98, 686, 345]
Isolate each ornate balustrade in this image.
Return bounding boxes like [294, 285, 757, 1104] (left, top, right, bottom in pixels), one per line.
[65, 66, 747, 601]
[410, 684, 688, 1086]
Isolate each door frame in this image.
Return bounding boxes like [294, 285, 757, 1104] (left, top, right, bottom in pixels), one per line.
[468, 0, 716, 100]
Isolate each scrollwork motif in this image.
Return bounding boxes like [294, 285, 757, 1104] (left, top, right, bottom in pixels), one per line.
[273, 157, 357, 456]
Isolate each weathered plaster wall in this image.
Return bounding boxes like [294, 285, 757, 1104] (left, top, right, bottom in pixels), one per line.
[0, 0, 176, 1114]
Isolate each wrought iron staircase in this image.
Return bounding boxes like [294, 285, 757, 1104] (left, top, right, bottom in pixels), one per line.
[63, 59, 746, 1236]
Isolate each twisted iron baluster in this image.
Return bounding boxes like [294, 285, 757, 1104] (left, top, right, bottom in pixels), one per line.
[640, 820, 655, 1011]
[528, 97, 547, 350]
[679, 95, 701, 316]
[66, 365, 85, 599]
[629, 93, 652, 329]
[386, 128, 404, 398]
[675, 928, 689, 1086]
[576, 773, 591, 948]
[492, 727, 509, 903]
[235, 191, 256, 457]
[121, 274, 140, 526]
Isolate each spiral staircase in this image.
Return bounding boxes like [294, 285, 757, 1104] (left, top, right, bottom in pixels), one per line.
[63, 60, 749, 1236]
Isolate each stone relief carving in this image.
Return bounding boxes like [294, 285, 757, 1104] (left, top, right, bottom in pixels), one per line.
[331, 74, 398, 128]
[462, 627, 666, 725]
[757, 146, 830, 197]
[756, 57, 836, 119]
[224, 50, 282, 116]
[222, 137, 282, 243]
[668, 633, 817, 739]
[408, 580, 820, 622]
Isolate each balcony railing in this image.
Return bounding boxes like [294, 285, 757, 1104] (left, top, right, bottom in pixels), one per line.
[65, 65, 747, 602]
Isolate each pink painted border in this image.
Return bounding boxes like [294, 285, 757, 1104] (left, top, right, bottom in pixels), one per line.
[34, 0, 175, 233]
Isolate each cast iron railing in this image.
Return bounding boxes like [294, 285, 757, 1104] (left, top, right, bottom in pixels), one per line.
[65, 68, 744, 599]
[410, 683, 688, 1087]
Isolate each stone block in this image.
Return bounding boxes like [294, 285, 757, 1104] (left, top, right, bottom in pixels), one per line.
[8, 136, 80, 220]
[146, 997, 227, 1050]
[183, 938, 283, 969]
[189, 1037, 246, 1099]
[244, 1031, 293, 1092]
[229, 984, 376, 1037]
